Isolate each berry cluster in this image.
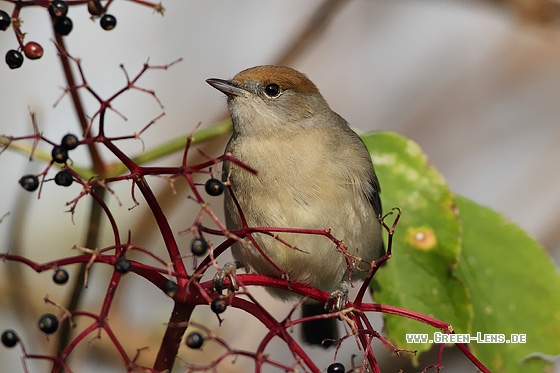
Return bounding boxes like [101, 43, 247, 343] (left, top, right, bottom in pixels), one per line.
[18, 133, 80, 192]
[184, 178, 224, 257]
[1, 313, 61, 350]
[2, 0, 118, 70]
[50, 0, 73, 36]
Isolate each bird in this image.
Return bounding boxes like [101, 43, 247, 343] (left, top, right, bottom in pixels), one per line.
[206, 65, 384, 347]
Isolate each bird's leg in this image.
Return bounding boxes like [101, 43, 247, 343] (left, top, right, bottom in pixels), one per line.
[212, 261, 242, 294]
[325, 281, 349, 311]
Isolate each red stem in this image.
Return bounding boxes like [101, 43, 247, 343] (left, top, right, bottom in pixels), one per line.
[153, 302, 195, 372]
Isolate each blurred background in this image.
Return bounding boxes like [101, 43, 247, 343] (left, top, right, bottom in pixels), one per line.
[1, 0, 559, 372]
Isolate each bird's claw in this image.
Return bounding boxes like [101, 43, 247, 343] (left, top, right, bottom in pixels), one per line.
[213, 261, 242, 294]
[325, 281, 349, 311]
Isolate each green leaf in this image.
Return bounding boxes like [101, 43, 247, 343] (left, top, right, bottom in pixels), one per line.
[455, 196, 560, 373]
[363, 132, 471, 360]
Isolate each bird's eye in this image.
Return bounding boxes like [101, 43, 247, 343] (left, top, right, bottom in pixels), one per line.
[264, 83, 281, 98]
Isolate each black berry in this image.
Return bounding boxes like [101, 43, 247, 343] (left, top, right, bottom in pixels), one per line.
[61, 134, 79, 150]
[0, 10, 11, 31]
[53, 268, 69, 284]
[190, 238, 208, 256]
[5, 49, 23, 69]
[114, 256, 131, 273]
[38, 313, 59, 334]
[100, 14, 117, 31]
[1, 330, 19, 348]
[327, 363, 345, 373]
[54, 170, 73, 187]
[51, 145, 68, 163]
[204, 178, 224, 196]
[48, 0, 68, 19]
[185, 331, 204, 349]
[163, 280, 178, 297]
[19, 174, 39, 192]
[210, 297, 227, 314]
[54, 16, 73, 36]
[23, 42, 43, 60]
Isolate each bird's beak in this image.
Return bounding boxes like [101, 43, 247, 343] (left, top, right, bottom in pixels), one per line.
[206, 78, 246, 97]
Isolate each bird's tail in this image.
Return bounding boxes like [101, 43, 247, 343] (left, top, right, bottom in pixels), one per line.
[301, 302, 338, 348]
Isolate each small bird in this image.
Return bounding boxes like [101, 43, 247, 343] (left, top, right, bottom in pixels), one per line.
[207, 65, 384, 347]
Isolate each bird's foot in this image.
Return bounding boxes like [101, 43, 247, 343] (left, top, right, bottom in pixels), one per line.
[212, 261, 242, 294]
[325, 281, 349, 311]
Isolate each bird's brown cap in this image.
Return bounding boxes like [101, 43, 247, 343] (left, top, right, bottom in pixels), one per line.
[232, 65, 319, 95]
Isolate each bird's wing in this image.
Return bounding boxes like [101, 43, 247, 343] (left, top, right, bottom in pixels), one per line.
[364, 174, 382, 218]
